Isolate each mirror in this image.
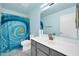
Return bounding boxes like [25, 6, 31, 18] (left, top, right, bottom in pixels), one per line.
[76, 3, 79, 40]
[40, 3, 78, 40]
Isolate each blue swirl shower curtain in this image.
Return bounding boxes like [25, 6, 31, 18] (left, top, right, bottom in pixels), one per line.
[0, 13, 30, 54]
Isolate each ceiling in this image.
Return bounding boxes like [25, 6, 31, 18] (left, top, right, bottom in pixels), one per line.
[41, 3, 76, 17]
[0, 3, 76, 17]
[0, 3, 42, 15]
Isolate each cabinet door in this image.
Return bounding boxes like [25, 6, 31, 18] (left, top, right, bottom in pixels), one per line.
[50, 49, 65, 56]
[31, 45, 36, 56]
[37, 49, 48, 56]
[37, 42, 49, 55]
[31, 40, 36, 46]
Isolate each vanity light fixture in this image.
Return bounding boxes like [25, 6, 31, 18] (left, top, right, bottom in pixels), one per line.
[40, 3, 49, 8]
[41, 3, 55, 11]
[41, 6, 51, 11]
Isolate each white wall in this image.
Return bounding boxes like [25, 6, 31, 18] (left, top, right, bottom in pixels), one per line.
[28, 8, 40, 36]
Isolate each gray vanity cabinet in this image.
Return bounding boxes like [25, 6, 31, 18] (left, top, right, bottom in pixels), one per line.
[31, 45, 36, 56]
[50, 49, 65, 56]
[31, 39, 66, 56]
[37, 43, 50, 55]
[37, 49, 47, 56]
[31, 40, 36, 56]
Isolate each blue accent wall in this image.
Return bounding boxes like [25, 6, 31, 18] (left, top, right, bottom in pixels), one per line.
[0, 13, 30, 54]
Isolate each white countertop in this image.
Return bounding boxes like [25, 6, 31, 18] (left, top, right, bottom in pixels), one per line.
[31, 35, 79, 56]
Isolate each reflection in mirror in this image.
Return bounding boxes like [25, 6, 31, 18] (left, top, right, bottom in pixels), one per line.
[40, 3, 78, 40]
[39, 14, 44, 36]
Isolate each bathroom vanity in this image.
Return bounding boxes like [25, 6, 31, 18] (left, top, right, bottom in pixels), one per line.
[31, 39, 65, 56]
[31, 36, 79, 56]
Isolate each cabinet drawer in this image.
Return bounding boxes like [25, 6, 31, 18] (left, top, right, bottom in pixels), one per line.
[37, 49, 47, 56]
[31, 45, 36, 56]
[31, 40, 36, 46]
[37, 42, 49, 55]
[50, 49, 65, 56]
